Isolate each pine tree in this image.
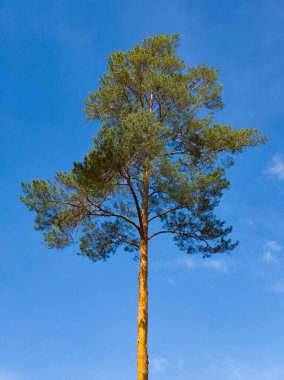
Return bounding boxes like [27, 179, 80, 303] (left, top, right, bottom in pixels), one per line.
[21, 34, 266, 380]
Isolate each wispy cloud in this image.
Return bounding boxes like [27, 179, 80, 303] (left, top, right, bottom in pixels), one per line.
[265, 154, 284, 180]
[261, 240, 282, 262]
[258, 240, 284, 293]
[165, 277, 175, 287]
[150, 357, 167, 373]
[175, 257, 229, 272]
[0, 372, 20, 380]
[270, 278, 284, 294]
[215, 360, 284, 380]
[178, 359, 184, 371]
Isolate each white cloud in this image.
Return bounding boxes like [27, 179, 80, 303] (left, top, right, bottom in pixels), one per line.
[261, 240, 282, 262]
[150, 358, 167, 373]
[176, 257, 229, 272]
[265, 154, 284, 180]
[262, 251, 274, 262]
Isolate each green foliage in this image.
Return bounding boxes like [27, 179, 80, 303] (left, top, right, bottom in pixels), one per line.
[80, 219, 139, 262]
[21, 34, 267, 260]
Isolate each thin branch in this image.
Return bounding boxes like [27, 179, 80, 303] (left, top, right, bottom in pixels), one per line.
[149, 204, 192, 222]
[123, 168, 143, 229]
[117, 237, 139, 249]
[149, 192, 200, 222]
[148, 229, 213, 251]
[148, 188, 168, 198]
[148, 229, 193, 240]
[159, 149, 187, 157]
[89, 205, 140, 232]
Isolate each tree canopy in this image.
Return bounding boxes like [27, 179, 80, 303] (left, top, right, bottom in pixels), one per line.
[21, 33, 266, 260]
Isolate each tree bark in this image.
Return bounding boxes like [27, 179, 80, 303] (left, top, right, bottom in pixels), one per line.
[137, 106, 150, 380]
[137, 235, 149, 380]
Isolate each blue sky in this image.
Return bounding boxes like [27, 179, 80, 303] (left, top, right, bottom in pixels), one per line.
[1, 0, 284, 379]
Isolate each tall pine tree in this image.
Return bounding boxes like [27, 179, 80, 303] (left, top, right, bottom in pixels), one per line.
[21, 34, 266, 380]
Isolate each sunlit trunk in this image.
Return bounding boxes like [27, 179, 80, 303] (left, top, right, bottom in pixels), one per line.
[137, 105, 151, 380]
[137, 235, 149, 380]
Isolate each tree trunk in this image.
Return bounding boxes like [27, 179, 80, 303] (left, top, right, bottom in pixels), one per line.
[137, 235, 149, 380]
[137, 152, 150, 380]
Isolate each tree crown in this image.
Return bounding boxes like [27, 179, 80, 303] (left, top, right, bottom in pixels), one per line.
[21, 34, 267, 261]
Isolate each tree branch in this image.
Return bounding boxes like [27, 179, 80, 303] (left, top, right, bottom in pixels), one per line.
[83, 196, 139, 230]
[88, 202, 140, 232]
[148, 229, 193, 240]
[149, 205, 191, 222]
[149, 193, 200, 222]
[148, 229, 213, 251]
[123, 168, 144, 229]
